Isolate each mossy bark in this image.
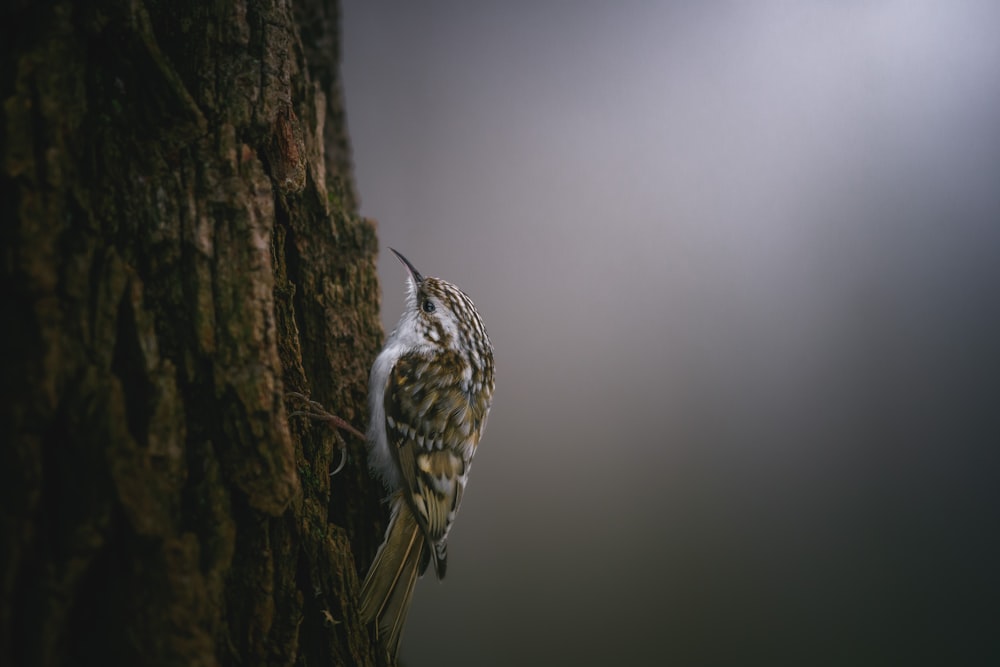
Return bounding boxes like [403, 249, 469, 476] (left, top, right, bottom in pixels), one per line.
[1, 1, 387, 665]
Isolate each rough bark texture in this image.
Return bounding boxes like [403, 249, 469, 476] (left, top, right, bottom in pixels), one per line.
[1, 1, 388, 665]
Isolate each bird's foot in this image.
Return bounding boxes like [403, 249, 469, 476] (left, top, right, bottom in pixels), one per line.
[286, 391, 365, 475]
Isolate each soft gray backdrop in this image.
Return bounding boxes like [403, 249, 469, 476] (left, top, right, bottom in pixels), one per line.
[341, 2, 1000, 664]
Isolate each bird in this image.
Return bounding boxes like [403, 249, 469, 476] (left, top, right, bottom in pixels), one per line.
[360, 248, 495, 661]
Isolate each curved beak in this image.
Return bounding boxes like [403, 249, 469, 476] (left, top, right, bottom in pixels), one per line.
[389, 248, 424, 284]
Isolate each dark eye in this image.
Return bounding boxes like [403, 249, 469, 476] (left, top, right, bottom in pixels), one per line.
[422, 299, 435, 313]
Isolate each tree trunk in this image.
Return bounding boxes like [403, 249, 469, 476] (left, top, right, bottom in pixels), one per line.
[2, 1, 387, 665]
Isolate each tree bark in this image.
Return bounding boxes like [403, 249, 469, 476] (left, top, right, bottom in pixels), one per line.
[2, 1, 386, 665]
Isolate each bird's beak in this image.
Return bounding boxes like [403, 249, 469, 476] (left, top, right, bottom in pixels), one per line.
[389, 248, 424, 284]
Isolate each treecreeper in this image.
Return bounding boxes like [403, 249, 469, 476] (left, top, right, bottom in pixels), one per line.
[359, 249, 495, 661]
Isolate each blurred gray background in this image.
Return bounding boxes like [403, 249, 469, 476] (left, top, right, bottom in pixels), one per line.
[340, 1, 1000, 664]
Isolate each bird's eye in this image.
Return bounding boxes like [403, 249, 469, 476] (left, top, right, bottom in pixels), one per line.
[422, 299, 435, 313]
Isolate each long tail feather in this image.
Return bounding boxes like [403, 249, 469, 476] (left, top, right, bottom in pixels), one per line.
[360, 495, 424, 661]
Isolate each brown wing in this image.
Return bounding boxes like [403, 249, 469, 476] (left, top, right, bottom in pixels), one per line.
[384, 351, 490, 579]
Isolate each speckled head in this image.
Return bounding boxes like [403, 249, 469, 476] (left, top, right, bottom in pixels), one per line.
[388, 248, 493, 362]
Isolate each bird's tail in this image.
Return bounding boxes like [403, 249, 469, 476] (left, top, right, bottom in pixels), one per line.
[360, 494, 425, 661]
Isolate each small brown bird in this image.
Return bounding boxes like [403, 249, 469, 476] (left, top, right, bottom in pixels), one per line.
[360, 249, 495, 661]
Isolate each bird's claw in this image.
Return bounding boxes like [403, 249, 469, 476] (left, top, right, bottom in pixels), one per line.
[286, 391, 364, 476]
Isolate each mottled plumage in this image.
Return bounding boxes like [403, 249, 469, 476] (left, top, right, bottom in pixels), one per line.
[360, 249, 495, 661]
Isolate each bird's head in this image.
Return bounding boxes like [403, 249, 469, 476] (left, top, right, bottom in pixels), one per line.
[389, 248, 491, 361]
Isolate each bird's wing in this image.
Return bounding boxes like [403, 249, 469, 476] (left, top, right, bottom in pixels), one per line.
[384, 351, 489, 577]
